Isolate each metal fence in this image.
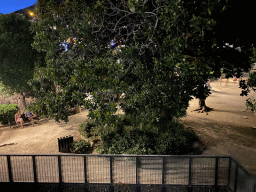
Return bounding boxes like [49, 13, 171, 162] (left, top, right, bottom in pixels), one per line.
[0, 154, 255, 192]
[57, 135, 74, 153]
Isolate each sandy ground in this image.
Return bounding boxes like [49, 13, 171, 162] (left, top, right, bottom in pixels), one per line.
[181, 78, 256, 178]
[0, 77, 255, 177]
[0, 110, 89, 154]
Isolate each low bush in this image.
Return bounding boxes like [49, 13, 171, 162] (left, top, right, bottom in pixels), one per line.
[154, 122, 199, 155]
[70, 140, 91, 154]
[78, 120, 98, 138]
[0, 104, 18, 124]
[79, 115, 199, 155]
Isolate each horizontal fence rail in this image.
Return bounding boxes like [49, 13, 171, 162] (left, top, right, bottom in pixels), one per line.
[0, 154, 255, 192]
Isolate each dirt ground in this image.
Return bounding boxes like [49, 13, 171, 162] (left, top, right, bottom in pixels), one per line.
[181, 78, 256, 178]
[0, 110, 89, 154]
[0, 78, 255, 177]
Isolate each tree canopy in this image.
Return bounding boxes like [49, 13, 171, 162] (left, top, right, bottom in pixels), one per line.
[0, 13, 45, 112]
[31, 0, 253, 124]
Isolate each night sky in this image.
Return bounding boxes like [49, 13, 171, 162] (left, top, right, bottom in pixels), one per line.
[0, 0, 37, 14]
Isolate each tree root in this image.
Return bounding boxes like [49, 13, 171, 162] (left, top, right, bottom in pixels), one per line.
[0, 143, 18, 148]
[194, 106, 213, 114]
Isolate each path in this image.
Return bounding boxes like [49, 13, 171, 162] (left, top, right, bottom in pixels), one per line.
[181, 78, 256, 177]
[0, 110, 89, 154]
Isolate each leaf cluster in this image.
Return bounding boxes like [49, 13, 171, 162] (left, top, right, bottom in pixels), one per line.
[0, 104, 18, 124]
[70, 139, 91, 154]
[0, 13, 45, 94]
[240, 72, 256, 112]
[79, 116, 199, 155]
[31, 0, 254, 125]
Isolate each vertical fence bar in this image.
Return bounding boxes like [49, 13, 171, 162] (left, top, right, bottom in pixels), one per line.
[188, 157, 192, 185]
[58, 155, 63, 192]
[32, 155, 38, 183]
[110, 156, 113, 184]
[84, 156, 88, 192]
[58, 155, 62, 183]
[162, 156, 166, 192]
[57, 138, 61, 152]
[110, 156, 114, 192]
[136, 156, 140, 192]
[234, 163, 238, 192]
[7, 155, 13, 183]
[136, 156, 138, 184]
[70, 135, 73, 152]
[187, 157, 192, 192]
[228, 157, 231, 188]
[84, 156, 87, 183]
[214, 157, 219, 192]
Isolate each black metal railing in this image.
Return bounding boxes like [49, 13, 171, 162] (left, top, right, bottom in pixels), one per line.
[57, 135, 73, 153]
[0, 154, 255, 192]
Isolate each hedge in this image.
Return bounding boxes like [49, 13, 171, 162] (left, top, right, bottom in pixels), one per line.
[0, 104, 18, 124]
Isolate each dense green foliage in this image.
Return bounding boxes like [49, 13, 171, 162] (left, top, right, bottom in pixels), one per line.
[240, 72, 256, 112]
[0, 82, 12, 97]
[0, 104, 18, 124]
[0, 13, 45, 94]
[31, 0, 253, 123]
[70, 140, 91, 154]
[31, 0, 253, 154]
[0, 13, 45, 113]
[79, 116, 199, 155]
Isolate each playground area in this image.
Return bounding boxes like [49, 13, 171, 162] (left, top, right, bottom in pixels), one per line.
[0, 77, 256, 178]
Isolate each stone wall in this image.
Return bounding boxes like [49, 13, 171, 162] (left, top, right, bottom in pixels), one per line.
[0, 94, 20, 105]
[0, 94, 36, 109]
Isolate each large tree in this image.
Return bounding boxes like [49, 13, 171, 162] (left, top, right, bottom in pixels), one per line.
[32, 0, 253, 123]
[0, 13, 45, 113]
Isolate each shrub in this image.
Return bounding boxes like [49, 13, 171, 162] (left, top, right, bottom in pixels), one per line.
[80, 115, 199, 155]
[78, 120, 98, 138]
[96, 127, 156, 154]
[0, 104, 18, 124]
[70, 140, 91, 154]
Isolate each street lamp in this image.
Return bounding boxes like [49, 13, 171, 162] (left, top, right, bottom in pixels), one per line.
[28, 11, 34, 17]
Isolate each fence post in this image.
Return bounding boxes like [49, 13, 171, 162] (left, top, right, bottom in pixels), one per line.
[84, 156, 87, 183]
[110, 156, 113, 184]
[228, 157, 231, 188]
[214, 157, 219, 192]
[58, 155, 63, 183]
[57, 138, 61, 152]
[7, 155, 13, 183]
[234, 163, 238, 192]
[32, 155, 38, 183]
[84, 156, 88, 191]
[110, 156, 114, 192]
[188, 157, 192, 192]
[136, 156, 140, 192]
[162, 156, 166, 192]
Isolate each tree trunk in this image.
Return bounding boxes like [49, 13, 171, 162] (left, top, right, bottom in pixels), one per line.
[199, 98, 206, 110]
[19, 92, 26, 114]
[198, 98, 212, 112]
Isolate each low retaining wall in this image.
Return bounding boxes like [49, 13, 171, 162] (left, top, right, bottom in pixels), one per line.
[0, 94, 36, 108]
